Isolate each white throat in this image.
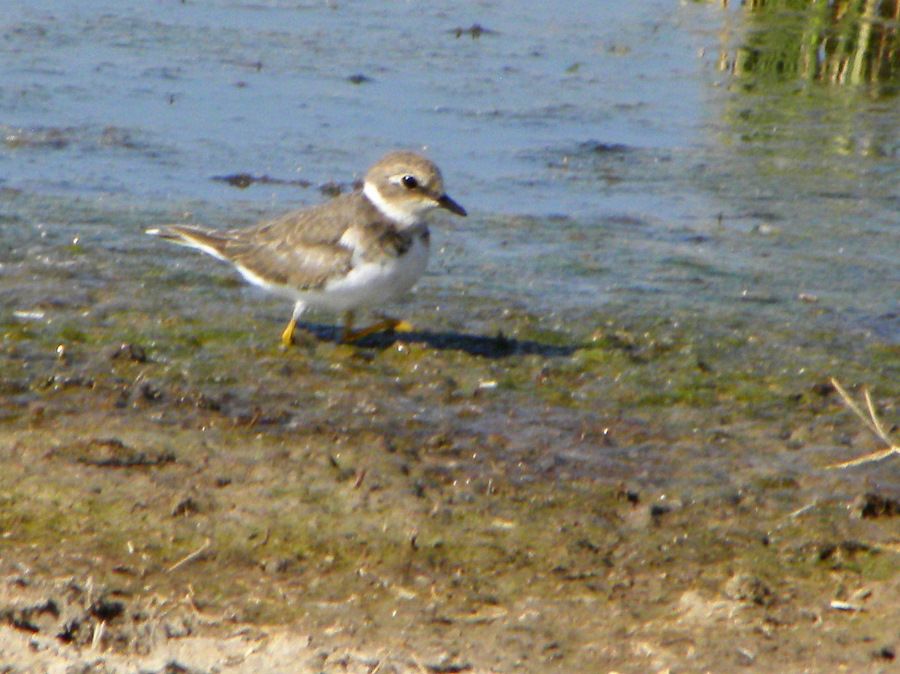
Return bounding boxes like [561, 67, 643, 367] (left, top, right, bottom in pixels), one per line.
[363, 181, 419, 228]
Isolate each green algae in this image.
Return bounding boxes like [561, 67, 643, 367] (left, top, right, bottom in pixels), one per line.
[1, 234, 897, 674]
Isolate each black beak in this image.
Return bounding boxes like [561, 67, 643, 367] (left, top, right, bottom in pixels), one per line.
[437, 193, 467, 217]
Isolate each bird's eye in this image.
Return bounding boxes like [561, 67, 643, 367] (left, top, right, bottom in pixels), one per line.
[401, 175, 418, 189]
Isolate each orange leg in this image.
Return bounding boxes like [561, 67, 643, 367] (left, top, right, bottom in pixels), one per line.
[281, 318, 297, 347]
[341, 312, 413, 343]
[280, 301, 306, 347]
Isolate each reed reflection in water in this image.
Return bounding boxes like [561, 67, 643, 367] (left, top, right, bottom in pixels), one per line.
[717, 0, 899, 92]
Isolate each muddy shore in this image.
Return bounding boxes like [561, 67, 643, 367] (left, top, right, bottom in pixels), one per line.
[1, 239, 897, 672]
[3, 0, 900, 669]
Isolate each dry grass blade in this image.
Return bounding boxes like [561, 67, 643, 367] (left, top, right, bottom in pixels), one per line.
[864, 388, 891, 445]
[827, 447, 899, 469]
[827, 378, 898, 469]
[91, 620, 106, 650]
[831, 379, 879, 437]
[167, 538, 212, 573]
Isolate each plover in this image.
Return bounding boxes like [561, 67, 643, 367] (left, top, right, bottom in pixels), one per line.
[147, 151, 466, 346]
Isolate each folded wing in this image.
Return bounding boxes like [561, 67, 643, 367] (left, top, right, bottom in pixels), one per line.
[147, 224, 353, 291]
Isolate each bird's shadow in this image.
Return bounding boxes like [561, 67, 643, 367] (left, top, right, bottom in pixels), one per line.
[296, 323, 581, 358]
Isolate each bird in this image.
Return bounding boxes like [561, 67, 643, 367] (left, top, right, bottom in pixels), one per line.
[147, 151, 467, 346]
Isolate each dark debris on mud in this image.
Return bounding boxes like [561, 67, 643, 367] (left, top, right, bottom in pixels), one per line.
[0, 576, 195, 653]
[0, 274, 898, 673]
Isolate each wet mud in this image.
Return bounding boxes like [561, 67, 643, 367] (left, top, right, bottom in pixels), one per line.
[1, 233, 897, 672]
[2, 1, 899, 671]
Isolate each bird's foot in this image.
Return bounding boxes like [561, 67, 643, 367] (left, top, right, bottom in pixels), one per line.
[281, 318, 297, 347]
[341, 316, 412, 343]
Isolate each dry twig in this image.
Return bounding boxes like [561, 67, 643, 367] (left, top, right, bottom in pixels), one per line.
[827, 378, 898, 469]
[91, 620, 106, 650]
[167, 538, 212, 573]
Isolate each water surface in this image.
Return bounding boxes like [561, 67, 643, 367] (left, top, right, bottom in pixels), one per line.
[2, 0, 898, 382]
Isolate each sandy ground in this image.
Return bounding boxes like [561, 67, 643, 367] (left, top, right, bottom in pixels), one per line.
[0, 623, 481, 674]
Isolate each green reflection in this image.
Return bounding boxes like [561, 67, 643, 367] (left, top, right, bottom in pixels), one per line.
[709, 0, 899, 172]
[722, 0, 899, 93]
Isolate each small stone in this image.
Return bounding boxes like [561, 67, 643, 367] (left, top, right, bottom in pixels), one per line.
[319, 181, 343, 197]
[262, 557, 294, 574]
[110, 342, 147, 363]
[616, 487, 640, 505]
[723, 574, 775, 606]
[874, 646, 895, 661]
[171, 496, 200, 517]
[752, 223, 779, 235]
[851, 492, 899, 519]
[649, 503, 671, 520]
[89, 597, 124, 621]
[810, 380, 834, 397]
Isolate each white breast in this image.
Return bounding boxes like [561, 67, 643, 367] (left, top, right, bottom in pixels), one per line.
[307, 231, 430, 312]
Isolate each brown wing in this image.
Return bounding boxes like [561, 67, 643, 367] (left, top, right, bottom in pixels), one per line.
[241, 192, 365, 246]
[226, 236, 353, 290]
[222, 194, 376, 288]
[149, 191, 402, 290]
[150, 224, 353, 290]
[226, 219, 419, 288]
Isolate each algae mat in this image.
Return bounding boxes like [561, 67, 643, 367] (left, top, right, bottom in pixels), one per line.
[1, 272, 898, 672]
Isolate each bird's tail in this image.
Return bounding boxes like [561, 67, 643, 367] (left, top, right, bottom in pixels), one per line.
[146, 225, 230, 262]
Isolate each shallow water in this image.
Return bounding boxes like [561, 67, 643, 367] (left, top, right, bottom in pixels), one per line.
[2, 2, 898, 372]
[3, 1, 897, 349]
[1, 9, 899, 666]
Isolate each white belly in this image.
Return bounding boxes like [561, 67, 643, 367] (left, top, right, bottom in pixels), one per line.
[304, 233, 429, 312]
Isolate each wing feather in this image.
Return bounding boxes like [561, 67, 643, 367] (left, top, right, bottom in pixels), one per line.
[147, 191, 399, 290]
